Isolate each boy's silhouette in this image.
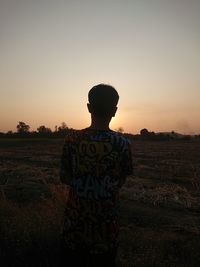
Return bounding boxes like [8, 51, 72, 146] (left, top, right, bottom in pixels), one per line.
[60, 84, 133, 267]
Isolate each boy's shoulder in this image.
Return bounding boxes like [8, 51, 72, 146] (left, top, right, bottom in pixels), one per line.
[105, 130, 131, 141]
[64, 128, 85, 141]
[64, 128, 131, 146]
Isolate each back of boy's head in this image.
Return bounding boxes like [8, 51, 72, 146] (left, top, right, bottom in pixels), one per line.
[88, 84, 119, 118]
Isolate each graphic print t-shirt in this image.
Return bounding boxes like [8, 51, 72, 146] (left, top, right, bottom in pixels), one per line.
[60, 128, 133, 253]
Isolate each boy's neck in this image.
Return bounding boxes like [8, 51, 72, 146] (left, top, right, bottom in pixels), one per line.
[89, 116, 111, 131]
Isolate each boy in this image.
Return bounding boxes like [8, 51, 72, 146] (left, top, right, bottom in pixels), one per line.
[60, 84, 133, 267]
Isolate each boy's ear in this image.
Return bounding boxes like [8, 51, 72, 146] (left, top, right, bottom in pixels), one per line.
[87, 103, 91, 113]
[112, 107, 118, 117]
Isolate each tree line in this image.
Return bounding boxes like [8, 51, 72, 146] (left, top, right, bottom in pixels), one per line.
[0, 121, 70, 137]
[0, 122, 199, 141]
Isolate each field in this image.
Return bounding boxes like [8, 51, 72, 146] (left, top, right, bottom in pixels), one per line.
[0, 138, 200, 267]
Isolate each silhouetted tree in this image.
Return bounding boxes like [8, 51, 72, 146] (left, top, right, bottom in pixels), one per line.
[37, 125, 52, 134]
[58, 122, 68, 132]
[58, 122, 68, 131]
[56, 122, 69, 136]
[116, 127, 124, 133]
[140, 128, 149, 136]
[140, 128, 157, 140]
[17, 122, 30, 134]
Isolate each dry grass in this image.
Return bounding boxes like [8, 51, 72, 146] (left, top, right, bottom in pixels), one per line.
[0, 184, 68, 266]
[0, 139, 200, 266]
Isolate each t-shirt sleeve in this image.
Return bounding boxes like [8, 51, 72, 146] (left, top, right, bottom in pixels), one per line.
[60, 140, 71, 185]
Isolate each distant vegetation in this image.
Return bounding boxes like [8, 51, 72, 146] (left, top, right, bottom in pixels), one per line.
[0, 122, 69, 138]
[132, 128, 200, 141]
[0, 122, 200, 141]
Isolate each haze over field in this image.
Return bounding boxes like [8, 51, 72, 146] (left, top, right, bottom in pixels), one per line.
[0, 0, 200, 134]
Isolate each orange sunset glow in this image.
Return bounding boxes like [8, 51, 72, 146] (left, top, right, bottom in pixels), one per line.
[0, 0, 200, 134]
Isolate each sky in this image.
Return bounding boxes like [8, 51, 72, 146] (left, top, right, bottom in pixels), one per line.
[0, 0, 200, 134]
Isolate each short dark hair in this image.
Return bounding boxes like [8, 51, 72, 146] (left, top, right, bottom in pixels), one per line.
[88, 84, 119, 117]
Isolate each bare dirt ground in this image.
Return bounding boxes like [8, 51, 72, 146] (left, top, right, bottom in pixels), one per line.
[0, 138, 200, 267]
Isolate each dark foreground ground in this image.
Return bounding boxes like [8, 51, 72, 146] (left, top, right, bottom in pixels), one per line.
[0, 138, 200, 267]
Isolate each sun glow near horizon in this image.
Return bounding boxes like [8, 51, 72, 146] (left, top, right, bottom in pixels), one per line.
[0, 0, 200, 135]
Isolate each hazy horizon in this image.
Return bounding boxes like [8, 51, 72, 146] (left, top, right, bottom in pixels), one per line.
[1, 0, 200, 135]
[0, 120, 199, 135]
